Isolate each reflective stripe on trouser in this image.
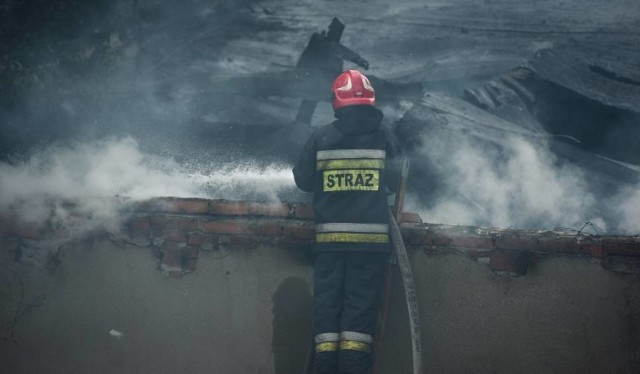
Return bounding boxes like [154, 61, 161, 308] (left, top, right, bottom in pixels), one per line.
[315, 223, 389, 244]
[313, 252, 388, 374]
[314, 333, 340, 373]
[339, 331, 374, 353]
[314, 332, 339, 353]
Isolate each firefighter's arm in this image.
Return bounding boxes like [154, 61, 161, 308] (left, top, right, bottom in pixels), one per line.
[292, 133, 317, 192]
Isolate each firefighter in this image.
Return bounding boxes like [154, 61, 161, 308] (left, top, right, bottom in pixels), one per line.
[294, 17, 369, 126]
[293, 69, 402, 374]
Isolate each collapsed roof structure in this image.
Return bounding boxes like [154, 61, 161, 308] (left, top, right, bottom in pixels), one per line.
[204, 18, 639, 231]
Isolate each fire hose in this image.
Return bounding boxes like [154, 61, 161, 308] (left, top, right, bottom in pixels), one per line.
[373, 158, 423, 374]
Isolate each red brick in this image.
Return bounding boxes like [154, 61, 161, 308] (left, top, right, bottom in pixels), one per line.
[251, 223, 282, 237]
[489, 249, 528, 275]
[400, 212, 423, 224]
[200, 221, 252, 235]
[187, 234, 210, 246]
[151, 198, 209, 214]
[450, 236, 495, 249]
[209, 201, 291, 218]
[130, 218, 150, 233]
[182, 247, 199, 271]
[282, 226, 314, 241]
[537, 238, 579, 253]
[187, 220, 199, 231]
[431, 234, 452, 246]
[404, 230, 427, 246]
[603, 240, 640, 256]
[165, 230, 186, 243]
[127, 199, 154, 213]
[405, 231, 451, 247]
[602, 255, 640, 273]
[293, 205, 315, 220]
[161, 243, 182, 269]
[230, 236, 258, 247]
[495, 237, 539, 251]
[182, 246, 199, 257]
[209, 201, 249, 216]
[247, 203, 290, 217]
[582, 244, 604, 258]
[201, 222, 284, 238]
[149, 216, 195, 231]
[163, 199, 209, 214]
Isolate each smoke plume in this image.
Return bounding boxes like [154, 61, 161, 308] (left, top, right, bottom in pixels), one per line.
[409, 129, 640, 234]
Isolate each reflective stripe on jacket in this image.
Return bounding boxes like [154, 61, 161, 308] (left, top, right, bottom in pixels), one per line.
[292, 106, 402, 252]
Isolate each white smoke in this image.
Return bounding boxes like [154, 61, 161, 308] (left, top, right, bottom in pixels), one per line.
[410, 132, 615, 231]
[0, 137, 296, 237]
[611, 184, 640, 234]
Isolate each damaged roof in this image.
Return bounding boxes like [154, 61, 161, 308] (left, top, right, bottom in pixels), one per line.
[529, 42, 640, 112]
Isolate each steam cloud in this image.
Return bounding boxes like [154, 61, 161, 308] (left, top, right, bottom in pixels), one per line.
[611, 185, 640, 234]
[410, 131, 639, 234]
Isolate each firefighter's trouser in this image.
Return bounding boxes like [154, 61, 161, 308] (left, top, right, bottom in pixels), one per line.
[313, 251, 388, 374]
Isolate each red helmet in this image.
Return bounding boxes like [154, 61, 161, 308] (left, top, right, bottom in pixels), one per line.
[331, 69, 376, 110]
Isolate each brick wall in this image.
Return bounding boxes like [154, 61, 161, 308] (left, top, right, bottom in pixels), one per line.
[2, 197, 639, 277]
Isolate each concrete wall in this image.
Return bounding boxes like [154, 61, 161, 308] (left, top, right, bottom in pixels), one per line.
[1, 241, 313, 374]
[381, 251, 640, 373]
[1, 198, 640, 373]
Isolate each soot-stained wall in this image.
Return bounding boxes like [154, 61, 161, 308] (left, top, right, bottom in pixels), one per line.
[1, 198, 640, 373]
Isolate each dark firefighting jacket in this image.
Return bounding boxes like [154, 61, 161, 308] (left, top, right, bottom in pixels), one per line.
[293, 106, 402, 253]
